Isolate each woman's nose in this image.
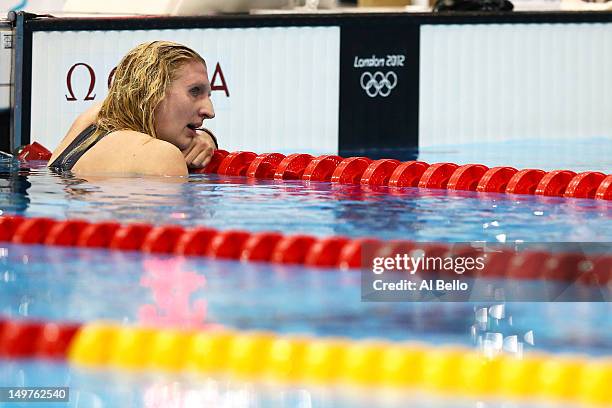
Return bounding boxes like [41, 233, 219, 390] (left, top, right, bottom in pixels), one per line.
[199, 99, 215, 120]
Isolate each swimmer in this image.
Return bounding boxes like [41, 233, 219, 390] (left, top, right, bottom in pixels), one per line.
[49, 41, 217, 176]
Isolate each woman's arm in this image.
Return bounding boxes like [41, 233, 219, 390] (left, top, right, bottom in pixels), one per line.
[49, 102, 104, 164]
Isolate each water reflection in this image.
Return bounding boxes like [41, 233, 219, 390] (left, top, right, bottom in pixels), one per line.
[0, 163, 610, 243]
[0, 167, 32, 214]
[139, 257, 217, 330]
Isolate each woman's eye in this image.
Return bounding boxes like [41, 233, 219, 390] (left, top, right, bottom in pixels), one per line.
[190, 87, 201, 96]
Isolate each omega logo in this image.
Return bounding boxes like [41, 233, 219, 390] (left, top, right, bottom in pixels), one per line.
[65, 62, 230, 101]
[65, 63, 97, 101]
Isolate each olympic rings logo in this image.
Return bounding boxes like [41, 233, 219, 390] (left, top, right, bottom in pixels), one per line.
[360, 71, 397, 98]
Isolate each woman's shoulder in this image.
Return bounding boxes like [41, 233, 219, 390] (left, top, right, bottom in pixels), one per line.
[75, 130, 188, 176]
[115, 131, 188, 175]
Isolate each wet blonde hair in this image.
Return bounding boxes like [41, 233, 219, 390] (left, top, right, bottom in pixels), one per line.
[98, 41, 206, 138]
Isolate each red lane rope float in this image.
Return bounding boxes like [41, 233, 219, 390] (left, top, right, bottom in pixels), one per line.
[388, 161, 429, 187]
[37, 322, 81, 359]
[239, 232, 284, 262]
[274, 154, 315, 180]
[217, 151, 257, 176]
[77, 222, 121, 248]
[331, 157, 372, 184]
[247, 153, 286, 179]
[542, 253, 590, 282]
[0, 319, 80, 359]
[337, 238, 383, 270]
[12, 217, 56, 244]
[506, 251, 551, 280]
[175, 227, 218, 256]
[109, 224, 153, 251]
[418, 163, 459, 189]
[361, 159, 401, 186]
[447, 164, 489, 191]
[0, 216, 25, 240]
[595, 175, 612, 200]
[591, 256, 612, 284]
[0, 320, 42, 358]
[476, 167, 518, 193]
[1, 215, 610, 286]
[45, 219, 92, 246]
[270, 235, 317, 264]
[506, 169, 546, 195]
[17, 142, 52, 161]
[535, 170, 577, 197]
[142, 225, 186, 254]
[304, 236, 351, 267]
[564, 171, 606, 199]
[302, 155, 343, 182]
[207, 230, 251, 259]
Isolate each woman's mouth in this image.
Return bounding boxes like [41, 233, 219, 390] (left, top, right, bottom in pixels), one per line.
[186, 124, 198, 136]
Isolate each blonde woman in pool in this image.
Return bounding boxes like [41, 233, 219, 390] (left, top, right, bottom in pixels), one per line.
[49, 41, 217, 176]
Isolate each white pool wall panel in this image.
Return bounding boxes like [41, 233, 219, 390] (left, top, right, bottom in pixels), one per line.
[419, 23, 612, 147]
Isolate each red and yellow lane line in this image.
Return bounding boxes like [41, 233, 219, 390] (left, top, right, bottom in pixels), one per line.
[1, 317, 610, 405]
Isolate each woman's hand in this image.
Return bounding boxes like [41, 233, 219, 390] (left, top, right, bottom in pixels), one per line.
[181, 129, 217, 169]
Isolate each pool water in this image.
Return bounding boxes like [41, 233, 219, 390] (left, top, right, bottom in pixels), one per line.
[1, 360, 585, 408]
[1, 244, 610, 354]
[2, 171, 612, 244]
[0, 138, 611, 407]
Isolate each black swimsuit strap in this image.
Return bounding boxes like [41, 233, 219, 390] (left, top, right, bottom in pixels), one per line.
[49, 125, 106, 171]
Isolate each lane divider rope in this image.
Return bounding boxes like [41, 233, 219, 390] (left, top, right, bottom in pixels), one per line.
[17, 144, 612, 200]
[0, 215, 610, 285]
[0, 317, 610, 405]
[195, 150, 612, 200]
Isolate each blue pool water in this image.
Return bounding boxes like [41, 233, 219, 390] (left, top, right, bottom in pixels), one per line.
[2, 360, 579, 408]
[1, 244, 610, 354]
[1, 162, 611, 243]
[0, 138, 611, 407]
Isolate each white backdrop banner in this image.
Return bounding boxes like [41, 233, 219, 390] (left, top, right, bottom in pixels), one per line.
[419, 23, 612, 147]
[30, 27, 340, 153]
[0, 29, 11, 111]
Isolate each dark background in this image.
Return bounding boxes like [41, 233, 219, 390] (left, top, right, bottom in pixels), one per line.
[0, 111, 9, 153]
[339, 22, 420, 159]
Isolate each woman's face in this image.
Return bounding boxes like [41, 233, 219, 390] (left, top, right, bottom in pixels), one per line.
[154, 59, 215, 150]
